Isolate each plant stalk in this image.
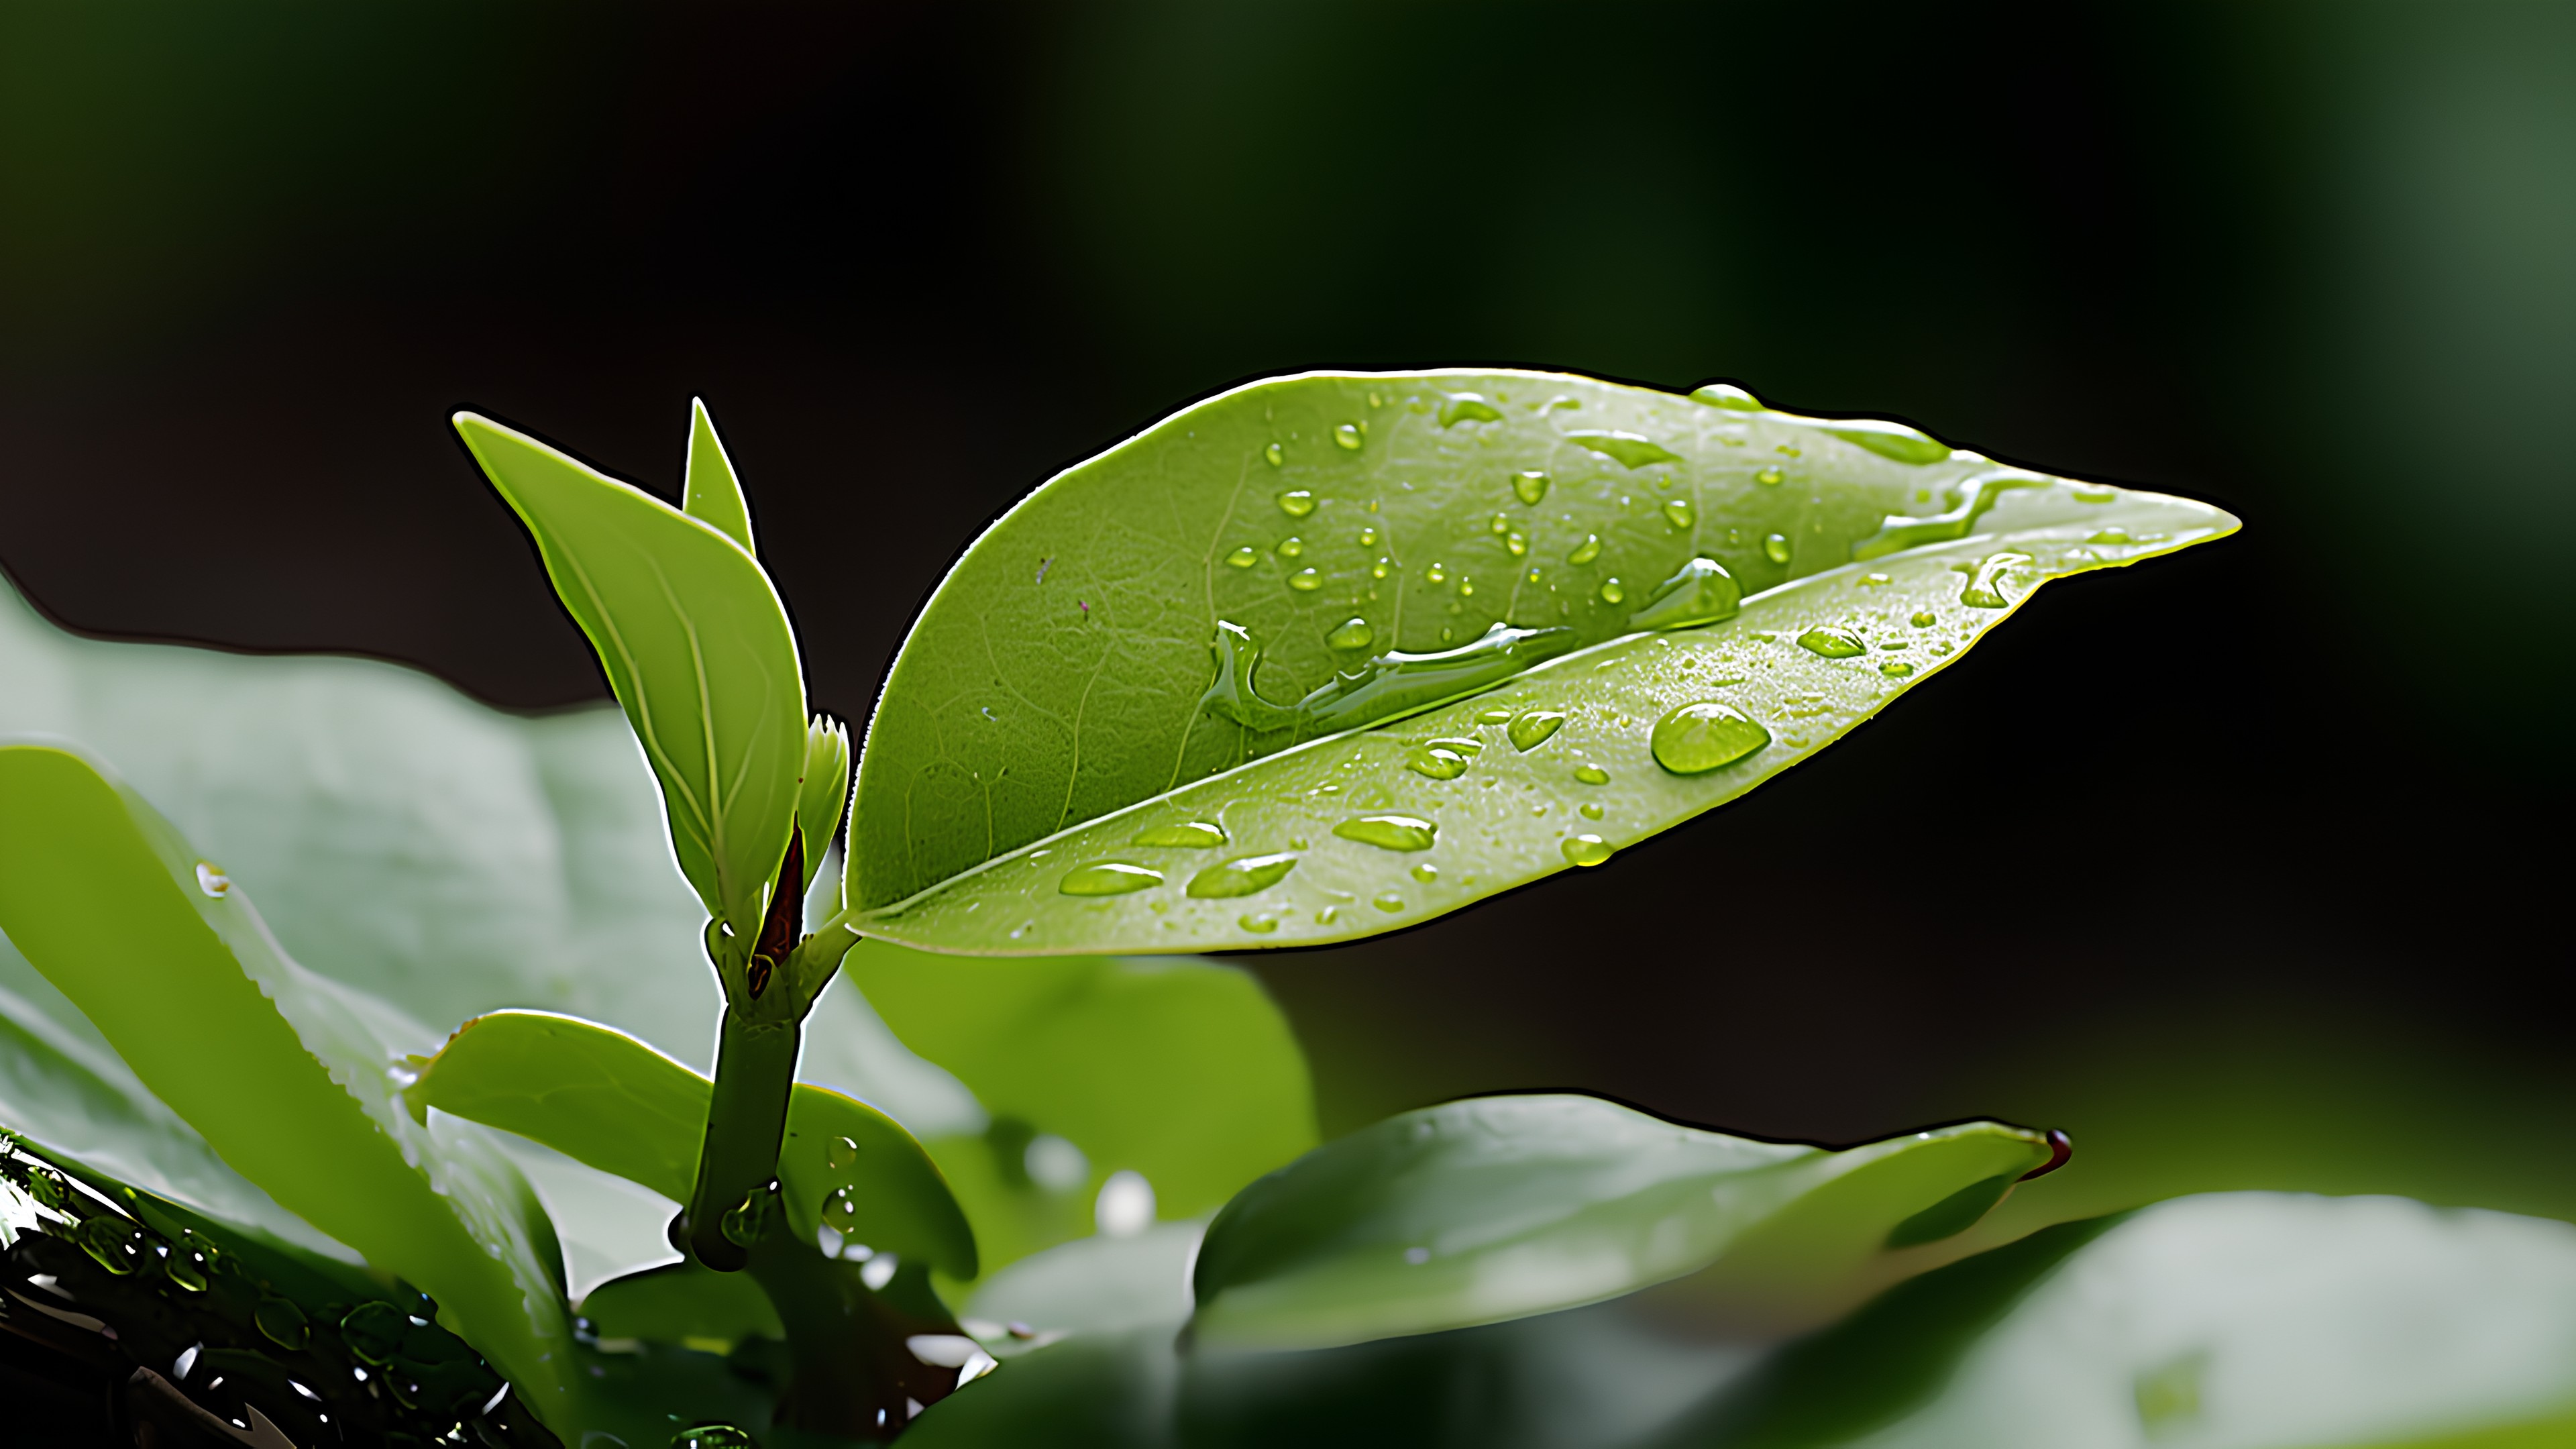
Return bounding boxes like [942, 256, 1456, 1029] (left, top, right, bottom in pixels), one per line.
[742, 1233, 962, 1441]
[680, 1006, 800, 1272]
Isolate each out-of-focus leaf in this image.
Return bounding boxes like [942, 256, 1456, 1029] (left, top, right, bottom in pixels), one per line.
[1191, 1095, 2052, 1350]
[582, 1258, 784, 1348]
[963, 1220, 1205, 1348]
[843, 940, 1316, 1274]
[0, 742, 596, 1428]
[455, 410, 806, 947]
[847, 370, 2235, 955]
[1664, 1193, 2576, 1449]
[405, 1008, 975, 1278]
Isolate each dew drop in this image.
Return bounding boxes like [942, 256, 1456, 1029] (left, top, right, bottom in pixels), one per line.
[1755, 467, 1784, 486]
[1334, 814, 1439, 851]
[1651, 702, 1772, 775]
[1506, 529, 1529, 557]
[1574, 765, 1610, 785]
[255, 1297, 311, 1350]
[77, 1216, 144, 1274]
[1960, 551, 2033, 609]
[1476, 708, 1514, 724]
[1359, 525, 1381, 547]
[1265, 443, 1285, 468]
[1566, 430, 1681, 468]
[1662, 498, 1695, 529]
[1226, 546, 1258, 569]
[1797, 625, 1869, 658]
[1238, 913, 1279, 933]
[1406, 746, 1470, 780]
[1881, 660, 1916, 678]
[195, 863, 230, 898]
[1438, 393, 1503, 427]
[1277, 537, 1305, 559]
[1059, 862, 1164, 896]
[1561, 835, 1615, 867]
[1185, 853, 1299, 898]
[1580, 802, 1605, 820]
[1327, 617, 1376, 650]
[1599, 578, 1625, 605]
[1371, 557, 1392, 578]
[1410, 863, 1439, 883]
[1512, 470, 1551, 504]
[1316, 906, 1338, 924]
[1289, 568, 1323, 591]
[1134, 821, 1227, 848]
[1334, 423, 1363, 451]
[1489, 512, 1510, 536]
[1566, 534, 1602, 565]
[1278, 489, 1316, 517]
[1507, 710, 1566, 751]
[1763, 533, 1792, 564]
[2087, 527, 2131, 545]
[1371, 892, 1406, 912]
[2072, 484, 2118, 503]
[164, 1245, 212, 1292]
[1911, 610, 1937, 627]
[1426, 562, 1446, 584]
[827, 1135, 861, 1170]
[1692, 382, 1764, 411]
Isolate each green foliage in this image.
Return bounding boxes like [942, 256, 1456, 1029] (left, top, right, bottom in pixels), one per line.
[406, 1009, 975, 1278]
[0, 742, 590, 1422]
[1190, 1096, 2051, 1350]
[846, 371, 2235, 954]
[455, 410, 807, 959]
[845, 939, 1318, 1275]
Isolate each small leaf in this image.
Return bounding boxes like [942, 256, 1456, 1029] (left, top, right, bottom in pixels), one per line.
[0, 743, 592, 1425]
[856, 484, 2233, 953]
[1675, 1193, 2576, 1448]
[406, 1008, 976, 1279]
[1188, 1094, 2053, 1350]
[798, 714, 851, 896]
[843, 939, 1316, 1275]
[455, 411, 805, 947]
[684, 396, 757, 555]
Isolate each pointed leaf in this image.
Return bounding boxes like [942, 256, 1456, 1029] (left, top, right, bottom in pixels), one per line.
[798, 714, 852, 896]
[847, 370, 2234, 953]
[455, 411, 804, 942]
[1189, 1093, 2055, 1350]
[1671, 1194, 2576, 1448]
[0, 743, 592, 1425]
[844, 938, 1317, 1275]
[405, 1008, 975, 1278]
[684, 396, 757, 555]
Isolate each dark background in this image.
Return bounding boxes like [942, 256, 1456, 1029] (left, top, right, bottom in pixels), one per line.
[3, 1, 2568, 1246]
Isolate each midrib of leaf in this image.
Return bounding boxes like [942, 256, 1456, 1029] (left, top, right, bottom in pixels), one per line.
[559, 545, 715, 864]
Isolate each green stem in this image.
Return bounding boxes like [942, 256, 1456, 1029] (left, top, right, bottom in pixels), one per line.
[681, 1006, 800, 1272]
[743, 1234, 962, 1441]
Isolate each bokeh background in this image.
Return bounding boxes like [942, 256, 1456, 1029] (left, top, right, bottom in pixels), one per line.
[2, 1, 2567, 1250]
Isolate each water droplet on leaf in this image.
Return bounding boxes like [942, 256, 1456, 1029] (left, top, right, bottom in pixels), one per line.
[1627, 557, 1741, 631]
[1662, 498, 1695, 529]
[827, 1135, 860, 1170]
[1278, 489, 1316, 517]
[1507, 710, 1566, 751]
[1326, 617, 1376, 650]
[1763, 533, 1791, 564]
[1277, 537, 1304, 559]
[1961, 551, 2033, 608]
[1599, 578, 1625, 604]
[1238, 913, 1279, 933]
[1911, 610, 1937, 627]
[1289, 568, 1322, 591]
[1652, 702, 1772, 774]
[1372, 892, 1405, 912]
[1410, 863, 1438, 883]
[1567, 534, 1602, 565]
[1574, 765, 1610, 785]
[1185, 853, 1299, 898]
[195, 863, 229, 898]
[1334, 424, 1363, 450]
[1425, 562, 1446, 584]
[1692, 382, 1764, 411]
[1512, 470, 1551, 504]
[1406, 746, 1470, 780]
[1134, 821, 1227, 848]
[1226, 546, 1258, 568]
[1059, 862, 1164, 896]
[1561, 835, 1615, 867]
[1334, 815, 1438, 851]
[1798, 625, 1869, 658]
[1265, 443, 1285, 468]
[256, 1297, 310, 1350]
[1881, 660, 1916, 677]
[1755, 467, 1784, 486]
[1506, 529, 1529, 557]
[1438, 392, 1505, 426]
[1566, 430, 1680, 468]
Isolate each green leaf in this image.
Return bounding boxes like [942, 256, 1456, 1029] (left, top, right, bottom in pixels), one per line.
[1670, 1193, 2576, 1448]
[582, 1257, 784, 1348]
[405, 1008, 976, 1278]
[455, 410, 806, 947]
[0, 742, 594, 1426]
[845, 370, 2235, 954]
[799, 714, 852, 896]
[1189, 1094, 2053, 1350]
[843, 938, 1318, 1274]
[684, 396, 757, 555]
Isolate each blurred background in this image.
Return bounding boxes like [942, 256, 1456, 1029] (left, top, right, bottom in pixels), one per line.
[1, 1, 2567, 1250]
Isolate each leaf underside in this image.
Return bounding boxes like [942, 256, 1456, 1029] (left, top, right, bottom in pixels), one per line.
[850, 369, 2235, 955]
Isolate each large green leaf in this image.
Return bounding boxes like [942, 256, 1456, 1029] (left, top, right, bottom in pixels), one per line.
[846, 370, 2235, 953]
[0, 742, 598, 1429]
[405, 1008, 976, 1278]
[1662, 1193, 2576, 1449]
[843, 939, 1318, 1275]
[1189, 1094, 2053, 1350]
[455, 410, 806, 946]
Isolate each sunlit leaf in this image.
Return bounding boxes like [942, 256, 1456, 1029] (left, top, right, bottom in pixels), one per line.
[0, 742, 594, 1426]
[843, 939, 1317, 1275]
[684, 396, 757, 556]
[455, 411, 805, 947]
[846, 370, 2235, 954]
[1662, 1193, 2576, 1448]
[405, 1008, 975, 1278]
[1189, 1094, 2053, 1350]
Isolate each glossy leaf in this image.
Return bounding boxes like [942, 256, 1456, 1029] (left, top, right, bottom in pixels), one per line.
[405, 1008, 975, 1278]
[0, 565, 979, 1136]
[843, 938, 1318, 1275]
[455, 410, 806, 946]
[0, 742, 594, 1426]
[582, 1256, 784, 1348]
[847, 369, 2235, 953]
[1189, 1094, 2053, 1350]
[1668, 1193, 2576, 1448]
[684, 396, 757, 556]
